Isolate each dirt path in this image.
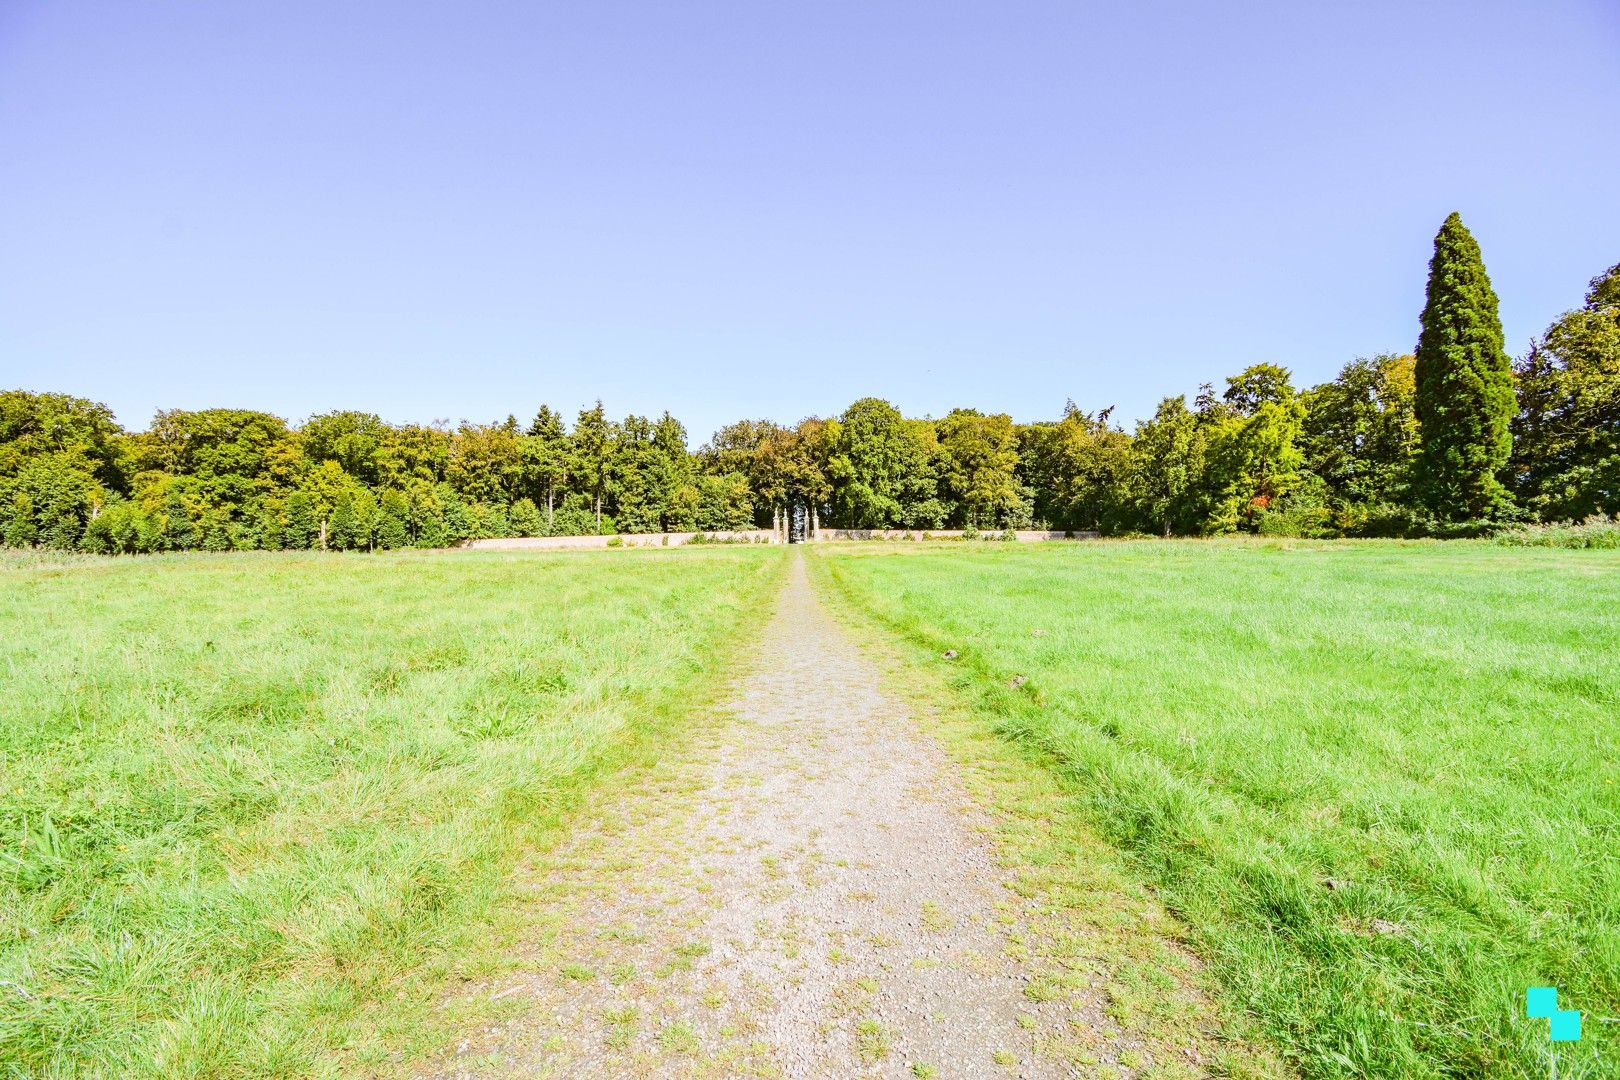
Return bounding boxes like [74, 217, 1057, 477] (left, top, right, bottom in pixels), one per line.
[420, 554, 1185, 1078]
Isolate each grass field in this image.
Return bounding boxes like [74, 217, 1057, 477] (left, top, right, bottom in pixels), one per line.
[0, 546, 784, 1078]
[817, 540, 1620, 1078]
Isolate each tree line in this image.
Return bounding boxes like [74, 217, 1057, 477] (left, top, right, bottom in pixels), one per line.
[2, 215, 1615, 553]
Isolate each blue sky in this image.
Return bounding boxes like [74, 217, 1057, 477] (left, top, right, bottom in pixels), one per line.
[2, 1, 1616, 443]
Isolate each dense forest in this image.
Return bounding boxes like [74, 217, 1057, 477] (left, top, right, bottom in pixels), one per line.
[3, 216, 1616, 553]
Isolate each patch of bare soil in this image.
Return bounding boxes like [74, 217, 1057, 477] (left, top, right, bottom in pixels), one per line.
[416, 555, 1221, 1078]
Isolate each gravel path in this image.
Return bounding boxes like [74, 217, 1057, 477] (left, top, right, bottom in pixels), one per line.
[421, 553, 1171, 1079]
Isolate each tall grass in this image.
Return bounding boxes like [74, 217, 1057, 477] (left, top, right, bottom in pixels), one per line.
[1494, 516, 1620, 549]
[817, 540, 1620, 1078]
[0, 547, 784, 1078]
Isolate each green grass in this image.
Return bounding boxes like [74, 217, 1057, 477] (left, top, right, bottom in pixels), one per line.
[0, 546, 784, 1078]
[816, 539, 1620, 1078]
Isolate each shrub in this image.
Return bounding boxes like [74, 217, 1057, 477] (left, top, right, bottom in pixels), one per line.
[605, 535, 624, 547]
[1493, 516, 1620, 549]
[999, 528, 1018, 542]
[4, 493, 38, 548]
[1336, 502, 1418, 538]
[1256, 505, 1336, 539]
[1331, 503, 1500, 540]
[80, 500, 160, 554]
[509, 498, 543, 537]
[688, 532, 755, 545]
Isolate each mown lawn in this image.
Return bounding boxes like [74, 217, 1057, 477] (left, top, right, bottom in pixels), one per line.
[816, 539, 1620, 1079]
[0, 546, 784, 1078]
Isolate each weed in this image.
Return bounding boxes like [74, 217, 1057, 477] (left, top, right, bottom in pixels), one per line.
[854, 1018, 892, 1062]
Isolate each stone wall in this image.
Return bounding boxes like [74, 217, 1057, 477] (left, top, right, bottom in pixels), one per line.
[464, 529, 1103, 550]
[463, 530, 777, 551]
[810, 529, 1098, 542]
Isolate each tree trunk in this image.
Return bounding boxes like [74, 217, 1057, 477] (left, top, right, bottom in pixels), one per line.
[594, 491, 602, 532]
[546, 483, 554, 526]
[320, 519, 328, 550]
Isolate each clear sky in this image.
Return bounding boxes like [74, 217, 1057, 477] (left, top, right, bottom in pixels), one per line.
[2, 1, 1616, 443]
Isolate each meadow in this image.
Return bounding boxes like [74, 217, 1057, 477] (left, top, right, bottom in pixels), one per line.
[0, 546, 784, 1078]
[817, 540, 1620, 1078]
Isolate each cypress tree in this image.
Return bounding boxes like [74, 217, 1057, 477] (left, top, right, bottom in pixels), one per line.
[1414, 212, 1514, 519]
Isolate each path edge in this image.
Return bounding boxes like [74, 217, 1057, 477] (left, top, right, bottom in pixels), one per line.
[359, 548, 794, 1080]
[804, 548, 1295, 1080]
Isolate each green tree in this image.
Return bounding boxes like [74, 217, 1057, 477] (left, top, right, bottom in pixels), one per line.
[608, 413, 694, 533]
[354, 489, 381, 550]
[302, 460, 354, 548]
[524, 405, 570, 526]
[4, 493, 36, 547]
[1510, 263, 1620, 519]
[301, 411, 387, 485]
[143, 409, 299, 509]
[571, 402, 616, 532]
[283, 490, 318, 549]
[896, 419, 947, 529]
[1414, 213, 1515, 519]
[1203, 364, 1306, 532]
[448, 420, 525, 505]
[936, 409, 1022, 527]
[440, 485, 472, 543]
[509, 497, 543, 537]
[1300, 354, 1419, 509]
[740, 421, 791, 532]
[200, 507, 234, 552]
[693, 473, 753, 531]
[377, 509, 409, 549]
[827, 398, 915, 528]
[327, 491, 360, 551]
[1, 454, 104, 549]
[1127, 396, 1208, 536]
[80, 498, 158, 554]
[788, 418, 835, 534]
[374, 424, 450, 489]
[1020, 404, 1131, 531]
[250, 497, 285, 550]
[701, 419, 775, 479]
[160, 489, 198, 551]
[0, 390, 125, 489]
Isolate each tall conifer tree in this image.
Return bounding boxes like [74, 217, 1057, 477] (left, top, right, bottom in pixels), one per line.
[1414, 212, 1514, 519]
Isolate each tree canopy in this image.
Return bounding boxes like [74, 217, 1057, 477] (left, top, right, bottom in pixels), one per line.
[3, 223, 1609, 554]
